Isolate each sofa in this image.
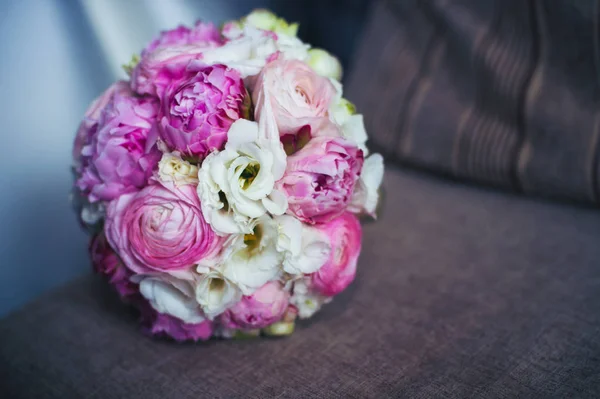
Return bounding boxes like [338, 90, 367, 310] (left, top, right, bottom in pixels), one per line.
[2, 1, 600, 397]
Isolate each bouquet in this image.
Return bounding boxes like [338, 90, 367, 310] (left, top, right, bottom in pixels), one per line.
[71, 10, 384, 341]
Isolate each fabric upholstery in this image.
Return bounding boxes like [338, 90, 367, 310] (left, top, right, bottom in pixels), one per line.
[2, 165, 600, 398]
[347, 0, 600, 204]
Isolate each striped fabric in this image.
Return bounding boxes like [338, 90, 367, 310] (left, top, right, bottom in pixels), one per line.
[346, 0, 600, 204]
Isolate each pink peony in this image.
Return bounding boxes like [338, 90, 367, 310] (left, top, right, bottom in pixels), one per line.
[105, 181, 222, 274]
[76, 82, 161, 202]
[277, 137, 364, 224]
[139, 303, 214, 342]
[158, 63, 249, 158]
[89, 233, 137, 299]
[143, 21, 222, 56]
[253, 59, 337, 136]
[310, 213, 362, 296]
[220, 281, 289, 330]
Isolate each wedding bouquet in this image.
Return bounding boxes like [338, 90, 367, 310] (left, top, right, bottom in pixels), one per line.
[71, 10, 384, 341]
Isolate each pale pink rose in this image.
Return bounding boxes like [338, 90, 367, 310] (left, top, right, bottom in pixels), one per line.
[277, 137, 364, 224]
[311, 213, 362, 296]
[143, 21, 222, 56]
[139, 303, 214, 342]
[105, 181, 222, 274]
[72, 83, 120, 170]
[76, 82, 161, 202]
[89, 233, 137, 299]
[253, 59, 337, 136]
[158, 63, 249, 158]
[220, 281, 289, 329]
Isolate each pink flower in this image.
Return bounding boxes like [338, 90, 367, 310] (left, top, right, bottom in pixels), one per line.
[89, 233, 137, 299]
[277, 137, 364, 224]
[158, 63, 249, 158]
[253, 59, 337, 136]
[105, 181, 222, 274]
[220, 281, 289, 330]
[72, 83, 120, 170]
[143, 21, 222, 56]
[311, 213, 362, 296]
[75, 82, 161, 202]
[139, 303, 214, 342]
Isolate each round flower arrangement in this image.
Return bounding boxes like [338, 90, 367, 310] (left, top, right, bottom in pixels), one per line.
[72, 10, 384, 341]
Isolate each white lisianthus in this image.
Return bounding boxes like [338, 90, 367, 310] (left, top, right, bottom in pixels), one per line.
[137, 273, 206, 324]
[80, 201, 105, 227]
[220, 216, 283, 295]
[307, 48, 343, 80]
[290, 279, 331, 319]
[243, 9, 299, 37]
[349, 153, 384, 217]
[194, 267, 243, 320]
[158, 152, 198, 186]
[275, 215, 331, 275]
[197, 118, 287, 235]
[329, 80, 369, 155]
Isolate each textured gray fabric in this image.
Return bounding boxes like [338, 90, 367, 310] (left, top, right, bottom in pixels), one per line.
[2, 166, 600, 398]
[347, 0, 600, 204]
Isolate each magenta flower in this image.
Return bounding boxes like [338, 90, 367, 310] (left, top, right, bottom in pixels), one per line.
[220, 281, 289, 330]
[139, 303, 214, 342]
[278, 137, 364, 224]
[310, 213, 362, 297]
[89, 233, 137, 299]
[105, 181, 223, 274]
[76, 82, 161, 203]
[143, 21, 222, 56]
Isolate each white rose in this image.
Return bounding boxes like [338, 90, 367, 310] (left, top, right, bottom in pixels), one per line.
[349, 153, 384, 217]
[307, 48, 342, 80]
[275, 215, 330, 275]
[290, 278, 330, 319]
[220, 216, 283, 295]
[158, 152, 198, 186]
[194, 267, 243, 320]
[197, 118, 287, 235]
[137, 273, 205, 324]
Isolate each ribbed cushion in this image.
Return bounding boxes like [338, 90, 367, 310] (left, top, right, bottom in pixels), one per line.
[347, 0, 600, 204]
[2, 166, 600, 398]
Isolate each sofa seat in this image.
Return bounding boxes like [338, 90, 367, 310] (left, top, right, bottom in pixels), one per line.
[2, 166, 600, 398]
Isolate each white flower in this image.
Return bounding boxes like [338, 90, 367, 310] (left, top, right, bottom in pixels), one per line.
[194, 267, 243, 319]
[307, 48, 342, 80]
[243, 9, 299, 37]
[290, 278, 330, 319]
[137, 273, 205, 324]
[349, 153, 384, 217]
[158, 152, 198, 186]
[275, 215, 330, 275]
[197, 118, 287, 235]
[220, 216, 283, 295]
[80, 201, 105, 226]
[329, 80, 369, 155]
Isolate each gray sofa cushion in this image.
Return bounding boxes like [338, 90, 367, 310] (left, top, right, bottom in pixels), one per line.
[347, 0, 600, 204]
[2, 165, 600, 398]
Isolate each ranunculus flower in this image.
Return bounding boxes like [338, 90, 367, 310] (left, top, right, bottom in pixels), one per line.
[143, 21, 222, 56]
[310, 213, 362, 297]
[277, 137, 364, 224]
[139, 300, 214, 342]
[105, 181, 222, 274]
[76, 82, 161, 202]
[89, 233, 136, 299]
[158, 63, 250, 158]
[253, 59, 337, 136]
[220, 281, 289, 329]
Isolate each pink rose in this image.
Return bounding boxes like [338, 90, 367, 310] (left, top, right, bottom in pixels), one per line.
[253, 59, 337, 136]
[278, 137, 364, 224]
[220, 281, 289, 330]
[311, 213, 362, 296]
[158, 63, 249, 158]
[105, 181, 222, 274]
[89, 234, 137, 299]
[72, 83, 120, 170]
[75, 82, 161, 202]
[143, 21, 222, 56]
[139, 304, 214, 342]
